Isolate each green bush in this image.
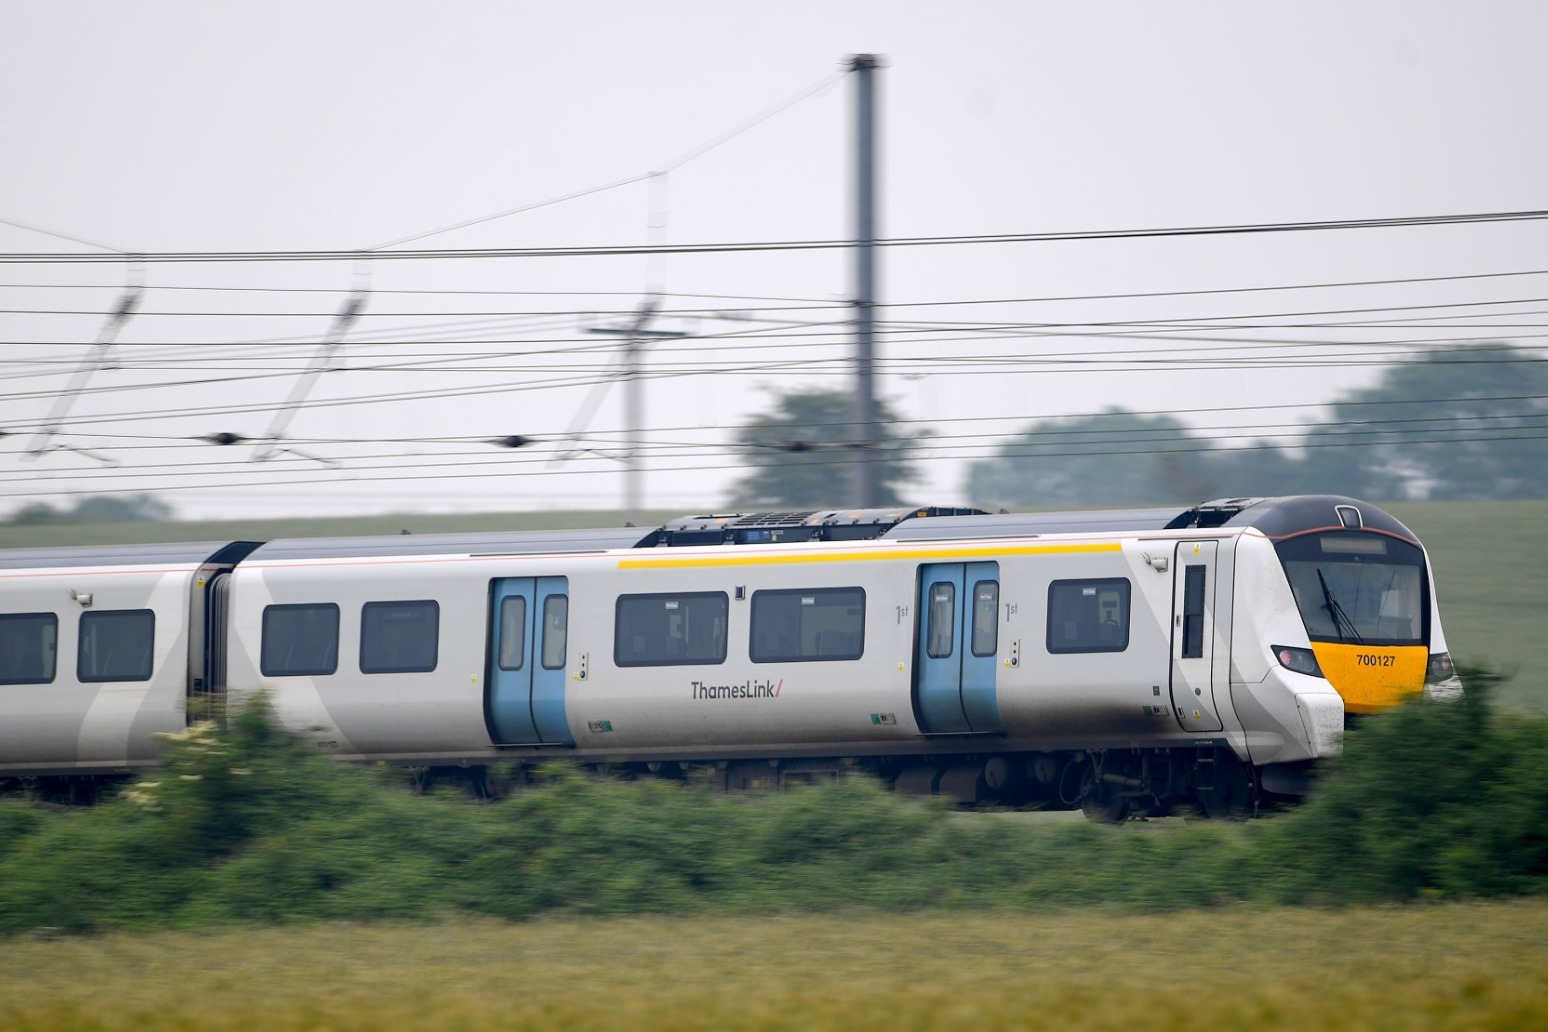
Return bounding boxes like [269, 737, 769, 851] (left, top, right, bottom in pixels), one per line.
[2, 671, 1546, 936]
[0, 802, 40, 860]
[1258, 664, 1548, 902]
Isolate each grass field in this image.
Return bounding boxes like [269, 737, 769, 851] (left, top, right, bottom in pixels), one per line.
[3, 903, 1545, 1031]
[1, 499, 1543, 710]
[1385, 501, 1548, 712]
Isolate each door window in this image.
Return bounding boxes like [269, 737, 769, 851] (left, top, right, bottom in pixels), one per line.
[497, 595, 527, 671]
[926, 582, 955, 658]
[970, 580, 999, 657]
[1181, 566, 1207, 658]
[540, 595, 568, 670]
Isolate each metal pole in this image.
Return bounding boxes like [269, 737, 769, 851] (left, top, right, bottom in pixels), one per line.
[582, 295, 684, 526]
[850, 54, 881, 507]
[624, 333, 642, 521]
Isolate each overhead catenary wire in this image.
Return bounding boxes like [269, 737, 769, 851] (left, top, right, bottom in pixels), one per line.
[7, 267, 1548, 307]
[14, 392, 1547, 446]
[6, 396, 1544, 478]
[7, 424, 1548, 506]
[5, 347, 1544, 435]
[7, 208, 1548, 265]
[2, 335, 1544, 433]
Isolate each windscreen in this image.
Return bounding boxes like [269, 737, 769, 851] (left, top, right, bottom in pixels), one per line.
[1275, 531, 1428, 646]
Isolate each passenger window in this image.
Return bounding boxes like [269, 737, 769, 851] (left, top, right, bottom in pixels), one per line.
[360, 600, 439, 674]
[926, 582, 955, 658]
[970, 580, 999, 657]
[615, 592, 728, 667]
[1047, 579, 1130, 654]
[541, 595, 568, 670]
[498, 595, 527, 671]
[78, 609, 155, 683]
[750, 587, 865, 662]
[261, 603, 340, 676]
[0, 612, 58, 685]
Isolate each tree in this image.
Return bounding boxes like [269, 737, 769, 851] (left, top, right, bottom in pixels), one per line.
[961, 341, 1548, 508]
[8, 503, 65, 525]
[1296, 342, 1548, 500]
[963, 409, 1226, 509]
[5, 494, 175, 525]
[724, 388, 919, 509]
[72, 494, 175, 523]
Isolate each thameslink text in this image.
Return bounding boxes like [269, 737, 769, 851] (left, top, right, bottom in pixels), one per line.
[691, 678, 783, 700]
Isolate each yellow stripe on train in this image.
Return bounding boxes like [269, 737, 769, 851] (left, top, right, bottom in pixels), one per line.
[616, 541, 1121, 570]
[1311, 643, 1428, 715]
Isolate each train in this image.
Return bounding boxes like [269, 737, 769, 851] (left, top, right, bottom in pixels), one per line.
[0, 494, 1462, 817]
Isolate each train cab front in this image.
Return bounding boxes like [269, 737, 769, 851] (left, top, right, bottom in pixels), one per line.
[1270, 508, 1459, 716]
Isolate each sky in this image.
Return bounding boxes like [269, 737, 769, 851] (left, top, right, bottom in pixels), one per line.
[2, 2, 1546, 521]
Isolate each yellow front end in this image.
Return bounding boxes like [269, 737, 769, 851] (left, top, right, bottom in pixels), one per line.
[1310, 643, 1428, 715]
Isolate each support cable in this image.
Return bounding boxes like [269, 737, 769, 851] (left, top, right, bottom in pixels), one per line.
[22, 260, 144, 465]
[251, 260, 371, 464]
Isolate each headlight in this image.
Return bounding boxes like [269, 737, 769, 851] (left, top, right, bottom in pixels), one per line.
[1274, 645, 1323, 677]
[1424, 651, 1464, 701]
[1425, 651, 1454, 684]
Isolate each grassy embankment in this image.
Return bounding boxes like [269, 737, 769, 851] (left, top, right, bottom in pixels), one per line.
[1385, 500, 1546, 712]
[4, 904, 1546, 1031]
[2, 668, 1544, 934]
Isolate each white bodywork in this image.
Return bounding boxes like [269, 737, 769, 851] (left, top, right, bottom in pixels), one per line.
[4, 499, 1452, 781]
[0, 560, 201, 774]
[223, 525, 1364, 769]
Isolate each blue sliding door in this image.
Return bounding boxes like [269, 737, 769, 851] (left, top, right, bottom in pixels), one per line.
[487, 576, 572, 745]
[914, 562, 1002, 734]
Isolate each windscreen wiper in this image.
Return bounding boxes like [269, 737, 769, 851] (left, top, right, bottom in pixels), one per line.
[1317, 568, 1363, 644]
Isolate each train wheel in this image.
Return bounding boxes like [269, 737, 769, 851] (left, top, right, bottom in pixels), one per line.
[1074, 761, 1131, 823]
[1198, 753, 1256, 820]
[1081, 790, 1131, 824]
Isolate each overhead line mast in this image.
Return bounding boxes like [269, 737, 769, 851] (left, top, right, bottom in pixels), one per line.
[851, 53, 882, 507]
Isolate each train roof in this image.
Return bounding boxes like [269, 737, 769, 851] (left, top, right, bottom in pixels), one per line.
[0, 496, 1416, 571]
[653, 507, 988, 546]
[0, 540, 261, 571]
[1212, 495, 1418, 542]
[244, 526, 657, 561]
[241, 497, 1406, 560]
[881, 496, 1418, 543]
[240, 510, 989, 561]
[883, 507, 1190, 541]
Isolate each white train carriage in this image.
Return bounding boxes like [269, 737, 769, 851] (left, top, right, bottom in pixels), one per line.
[2, 496, 1457, 814]
[210, 496, 1454, 813]
[0, 541, 257, 777]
